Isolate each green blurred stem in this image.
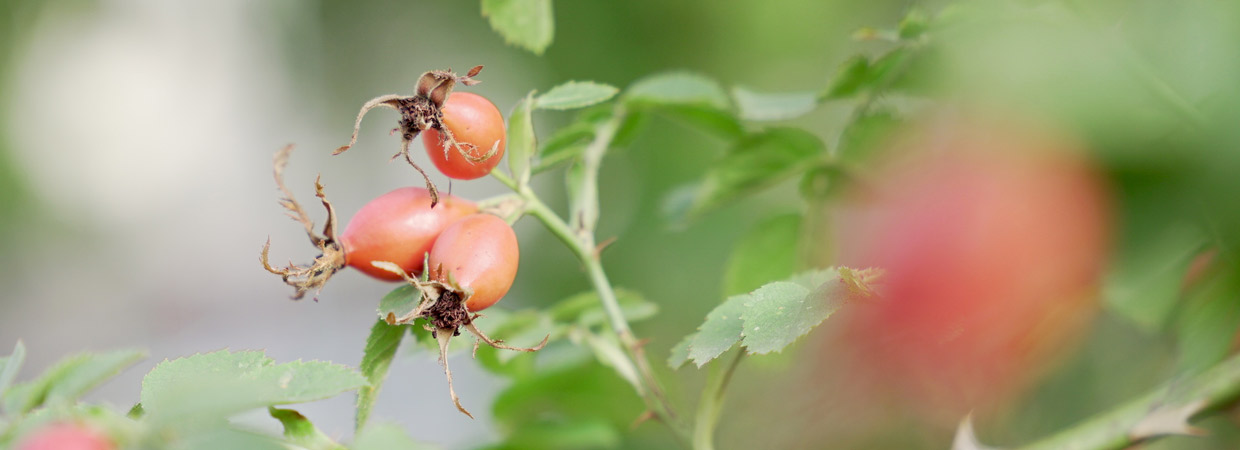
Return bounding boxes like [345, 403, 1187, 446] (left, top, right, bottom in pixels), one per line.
[693, 349, 745, 450]
[1019, 350, 1240, 450]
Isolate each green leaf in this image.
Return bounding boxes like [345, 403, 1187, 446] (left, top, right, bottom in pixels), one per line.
[1175, 272, 1240, 374]
[866, 47, 913, 89]
[674, 268, 877, 366]
[140, 350, 366, 425]
[378, 285, 420, 324]
[1105, 228, 1205, 331]
[535, 81, 619, 110]
[741, 269, 855, 354]
[625, 72, 731, 111]
[689, 128, 825, 215]
[822, 56, 871, 99]
[3, 349, 144, 413]
[667, 337, 691, 369]
[177, 428, 288, 450]
[660, 105, 744, 139]
[898, 8, 930, 40]
[0, 341, 25, 398]
[723, 213, 803, 296]
[687, 295, 748, 367]
[492, 363, 642, 437]
[481, 0, 554, 55]
[269, 407, 344, 450]
[490, 418, 620, 450]
[533, 106, 614, 173]
[732, 87, 819, 121]
[353, 423, 438, 450]
[836, 109, 901, 164]
[507, 91, 536, 186]
[356, 320, 406, 432]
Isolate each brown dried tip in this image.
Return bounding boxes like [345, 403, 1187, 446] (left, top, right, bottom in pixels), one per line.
[375, 258, 550, 418]
[259, 145, 347, 300]
[330, 65, 488, 208]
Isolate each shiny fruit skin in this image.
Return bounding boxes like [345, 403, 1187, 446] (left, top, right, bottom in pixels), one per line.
[340, 187, 477, 281]
[833, 119, 1112, 420]
[427, 214, 519, 312]
[422, 92, 506, 180]
[17, 424, 114, 450]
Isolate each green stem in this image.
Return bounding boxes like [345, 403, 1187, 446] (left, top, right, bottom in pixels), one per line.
[693, 350, 745, 450]
[490, 121, 688, 441]
[1019, 351, 1240, 450]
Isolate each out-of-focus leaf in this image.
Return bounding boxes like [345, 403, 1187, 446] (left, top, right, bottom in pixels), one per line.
[355, 320, 406, 431]
[1175, 271, 1240, 374]
[822, 56, 871, 100]
[659, 105, 744, 139]
[534, 106, 614, 173]
[507, 92, 536, 186]
[4, 349, 144, 413]
[625, 72, 730, 110]
[686, 295, 748, 367]
[723, 213, 803, 296]
[492, 363, 642, 437]
[178, 428, 287, 450]
[353, 423, 439, 450]
[899, 8, 930, 40]
[689, 128, 824, 216]
[269, 407, 344, 450]
[535, 81, 619, 110]
[1105, 227, 1204, 331]
[488, 418, 620, 450]
[140, 350, 365, 425]
[732, 87, 819, 121]
[0, 341, 25, 398]
[836, 109, 901, 164]
[481, 0, 554, 55]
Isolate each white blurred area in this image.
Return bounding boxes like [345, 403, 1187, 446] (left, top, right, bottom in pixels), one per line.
[0, 0, 540, 447]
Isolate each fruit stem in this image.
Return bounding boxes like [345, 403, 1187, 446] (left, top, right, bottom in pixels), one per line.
[693, 349, 745, 450]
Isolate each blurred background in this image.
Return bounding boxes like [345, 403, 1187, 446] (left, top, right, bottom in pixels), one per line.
[2, 0, 1239, 448]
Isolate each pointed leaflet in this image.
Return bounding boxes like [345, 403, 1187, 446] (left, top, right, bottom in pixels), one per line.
[507, 92, 536, 186]
[742, 268, 875, 354]
[3, 349, 144, 413]
[687, 295, 749, 367]
[356, 320, 406, 431]
[0, 341, 25, 398]
[951, 415, 999, 450]
[535, 81, 619, 110]
[269, 407, 345, 450]
[731, 87, 818, 121]
[481, 0, 554, 55]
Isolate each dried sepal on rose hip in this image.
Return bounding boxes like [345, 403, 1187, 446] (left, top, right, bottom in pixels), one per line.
[371, 214, 546, 418]
[260, 145, 476, 300]
[333, 65, 504, 204]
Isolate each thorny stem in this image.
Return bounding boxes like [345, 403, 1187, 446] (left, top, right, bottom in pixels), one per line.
[1013, 351, 1240, 450]
[693, 349, 745, 450]
[490, 111, 690, 443]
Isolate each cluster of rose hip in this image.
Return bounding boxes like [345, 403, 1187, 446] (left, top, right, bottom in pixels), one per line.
[261, 66, 541, 417]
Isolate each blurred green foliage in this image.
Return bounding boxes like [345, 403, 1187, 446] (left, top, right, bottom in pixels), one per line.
[4, 0, 1240, 448]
